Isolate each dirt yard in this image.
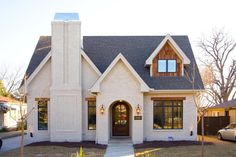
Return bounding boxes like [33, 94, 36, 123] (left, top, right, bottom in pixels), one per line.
[135, 136, 236, 157]
[0, 142, 106, 157]
[0, 137, 235, 157]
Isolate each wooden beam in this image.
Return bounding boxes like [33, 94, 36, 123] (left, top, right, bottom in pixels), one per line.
[151, 97, 186, 101]
[85, 97, 96, 101]
[35, 97, 50, 101]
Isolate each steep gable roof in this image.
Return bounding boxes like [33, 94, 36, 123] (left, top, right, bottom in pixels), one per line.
[24, 35, 204, 90]
[25, 36, 51, 77]
[83, 36, 203, 90]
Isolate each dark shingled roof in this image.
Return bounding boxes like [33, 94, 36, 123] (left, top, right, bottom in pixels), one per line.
[210, 99, 236, 109]
[25, 35, 204, 90]
[25, 36, 51, 77]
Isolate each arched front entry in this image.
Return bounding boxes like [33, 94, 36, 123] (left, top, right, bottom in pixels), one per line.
[112, 101, 130, 136]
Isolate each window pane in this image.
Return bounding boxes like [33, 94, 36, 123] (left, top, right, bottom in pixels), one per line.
[168, 60, 176, 72]
[88, 101, 96, 130]
[153, 100, 183, 130]
[38, 101, 48, 130]
[158, 60, 167, 72]
[164, 106, 172, 129]
[153, 101, 163, 129]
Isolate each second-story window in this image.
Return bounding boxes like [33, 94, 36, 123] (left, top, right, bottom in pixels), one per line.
[158, 60, 176, 73]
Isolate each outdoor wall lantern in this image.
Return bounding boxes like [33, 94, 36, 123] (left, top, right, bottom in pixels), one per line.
[190, 131, 193, 136]
[136, 104, 141, 115]
[100, 104, 105, 115]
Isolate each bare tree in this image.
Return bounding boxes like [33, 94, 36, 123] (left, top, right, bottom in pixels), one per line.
[0, 65, 23, 97]
[198, 29, 236, 104]
[185, 63, 213, 157]
[16, 75, 50, 157]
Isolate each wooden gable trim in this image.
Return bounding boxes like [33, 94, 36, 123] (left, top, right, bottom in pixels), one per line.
[151, 97, 186, 101]
[35, 98, 50, 101]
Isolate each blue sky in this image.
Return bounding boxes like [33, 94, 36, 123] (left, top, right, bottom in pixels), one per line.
[0, 0, 236, 74]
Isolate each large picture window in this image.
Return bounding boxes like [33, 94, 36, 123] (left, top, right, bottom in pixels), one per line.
[38, 100, 48, 130]
[88, 101, 96, 130]
[153, 100, 183, 129]
[158, 60, 176, 72]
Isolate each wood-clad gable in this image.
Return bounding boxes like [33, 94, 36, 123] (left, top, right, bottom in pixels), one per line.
[152, 41, 182, 77]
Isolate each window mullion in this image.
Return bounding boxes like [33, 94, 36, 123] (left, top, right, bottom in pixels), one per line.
[172, 101, 174, 129]
[162, 101, 164, 129]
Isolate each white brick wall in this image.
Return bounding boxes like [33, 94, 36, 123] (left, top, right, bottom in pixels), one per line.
[96, 60, 144, 144]
[81, 57, 99, 141]
[27, 59, 51, 143]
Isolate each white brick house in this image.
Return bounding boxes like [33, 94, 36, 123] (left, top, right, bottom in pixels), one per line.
[23, 13, 204, 145]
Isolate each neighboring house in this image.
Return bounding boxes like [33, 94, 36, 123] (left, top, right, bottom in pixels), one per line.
[0, 96, 27, 129]
[206, 99, 236, 123]
[22, 13, 204, 144]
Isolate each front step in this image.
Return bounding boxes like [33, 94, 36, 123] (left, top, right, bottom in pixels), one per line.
[109, 139, 133, 144]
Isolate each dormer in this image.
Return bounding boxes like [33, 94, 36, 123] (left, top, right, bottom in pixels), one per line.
[145, 34, 190, 77]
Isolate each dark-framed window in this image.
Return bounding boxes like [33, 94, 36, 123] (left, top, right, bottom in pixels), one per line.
[88, 101, 96, 130]
[158, 60, 176, 72]
[38, 100, 48, 130]
[153, 100, 183, 129]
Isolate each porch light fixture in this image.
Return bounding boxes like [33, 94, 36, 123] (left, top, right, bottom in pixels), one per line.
[100, 104, 105, 115]
[190, 131, 193, 136]
[136, 104, 141, 115]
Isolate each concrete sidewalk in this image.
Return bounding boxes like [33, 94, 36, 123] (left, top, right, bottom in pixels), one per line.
[104, 139, 134, 157]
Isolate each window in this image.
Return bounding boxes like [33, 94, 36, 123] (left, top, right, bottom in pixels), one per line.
[38, 100, 48, 130]
[168, 60, 176, 72]
[212, 111, 220, 117]
[88, 101, 96, 130]
[158, 60, 176, 72]
[153, 100, 183, 129]
[158, 60, 167, 72]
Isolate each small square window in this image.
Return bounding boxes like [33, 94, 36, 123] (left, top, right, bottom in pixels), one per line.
[168, 60, 176, 72]
[158, 60, 167, 72]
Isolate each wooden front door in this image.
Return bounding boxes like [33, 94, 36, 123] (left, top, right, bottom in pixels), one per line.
[112, 103, 129, 136]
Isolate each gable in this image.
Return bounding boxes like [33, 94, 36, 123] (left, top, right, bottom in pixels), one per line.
[145, 34, 190, 66]
[100, 60, 141, 93]
[90, 53, 150, 93]
[152, 41, 183, 77]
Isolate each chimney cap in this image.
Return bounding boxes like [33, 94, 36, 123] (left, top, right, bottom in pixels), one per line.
[54, 13, 79, 21]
